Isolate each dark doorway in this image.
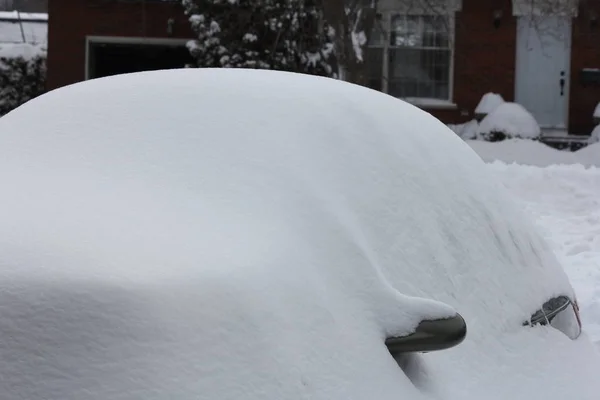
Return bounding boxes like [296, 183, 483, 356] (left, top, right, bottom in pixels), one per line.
[88, 42, 195, 79]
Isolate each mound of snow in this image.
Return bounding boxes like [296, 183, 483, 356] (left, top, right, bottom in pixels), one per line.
[478, 102, 540, 141]
[0, 42, 45, 59]
[0, 16, 47, 45]
[590, 124, 600, 143]
[0, 69, 599, 399]
[448, 119, 479, 140]
[474, 92, 505, 115]
[576, 142, 600, 164]
[468, 139, 599, 168]
[485, 163, 600, 349]
[594, 102, 600, 119]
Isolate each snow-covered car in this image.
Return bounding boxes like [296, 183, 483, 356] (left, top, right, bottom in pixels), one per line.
[0, 69, 598, 400]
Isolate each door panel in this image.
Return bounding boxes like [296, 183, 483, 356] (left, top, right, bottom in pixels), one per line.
[515, 16, 571, 129]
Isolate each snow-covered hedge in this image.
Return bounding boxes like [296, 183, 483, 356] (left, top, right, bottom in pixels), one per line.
[448, 119, 479, 140]
[478, 102, 540, 142]
[0, 44, 46, 116]
[474, 92, 504, 120]
[591, 125, 600, 144]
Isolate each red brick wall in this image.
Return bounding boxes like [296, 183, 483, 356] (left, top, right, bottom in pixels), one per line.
[47, 0, 598, 134]
[569, 4, 600, 135]
[47, 0, 194, 90]
[428, 0, 517, 124]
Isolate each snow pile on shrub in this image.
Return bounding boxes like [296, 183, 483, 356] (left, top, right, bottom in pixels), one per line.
[576, 141, 600, 164]
[590, 125, 600, 143]
[474, 92, 505, 116]
[478, 102, 540, 141]
[448, 119, 479, 140]
[0, 43, 46, 116]
[0, 42, 45, 59]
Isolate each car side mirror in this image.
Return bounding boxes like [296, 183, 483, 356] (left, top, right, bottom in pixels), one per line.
[385, 313, 467, 356]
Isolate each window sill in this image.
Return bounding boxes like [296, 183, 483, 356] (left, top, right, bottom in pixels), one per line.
[402, 98, 458, 110]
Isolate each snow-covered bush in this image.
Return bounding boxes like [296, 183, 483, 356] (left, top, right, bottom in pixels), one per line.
[590, 124, 600, 144]
[474, 92, 504, 121]
[448, 119, 479, 140]
[181, 0, 337, 78]
[0, 44, 46, 116]
[478, 102, 540, 142]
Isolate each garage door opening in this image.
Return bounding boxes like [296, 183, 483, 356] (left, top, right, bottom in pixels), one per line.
[87, 41, 195, 80]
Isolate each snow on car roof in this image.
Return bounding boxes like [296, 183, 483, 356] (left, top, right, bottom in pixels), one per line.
[0, 68, 591, 399]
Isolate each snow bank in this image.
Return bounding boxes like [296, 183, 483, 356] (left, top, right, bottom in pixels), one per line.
[448, 119, 479, 140]
[576, 142, 600, 164]
[486, 163, 600, 349]
[468, 139, 600, 168]
[0, 19, 46, 44]
[0, 11, 47, 21]
[0, 69, 599, 399]
[478, 102, 540, 140]
[590, 124, 600, 143]
[0, 42, 45, 59]
[474, 92, 504, 115]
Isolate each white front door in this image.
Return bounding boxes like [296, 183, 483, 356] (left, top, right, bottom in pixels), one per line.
[515, 16, 572, 129]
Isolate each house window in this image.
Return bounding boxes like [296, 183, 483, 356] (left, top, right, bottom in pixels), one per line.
[368, 13, 453, 103]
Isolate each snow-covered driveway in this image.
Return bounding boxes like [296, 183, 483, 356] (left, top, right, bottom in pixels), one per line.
[470, 142, 600, 348]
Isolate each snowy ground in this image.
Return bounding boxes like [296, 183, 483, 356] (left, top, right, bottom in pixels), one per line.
[468, 140, 600, 348]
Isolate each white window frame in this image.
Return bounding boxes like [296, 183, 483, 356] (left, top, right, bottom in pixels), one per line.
[369, 10, 457, 109]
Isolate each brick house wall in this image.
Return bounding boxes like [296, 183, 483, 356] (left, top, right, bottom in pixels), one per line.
[569, 2, 600, 135]
[47, 0, 600, 134]
[429, 0, 517, 124]
[47, 0, 194, 90]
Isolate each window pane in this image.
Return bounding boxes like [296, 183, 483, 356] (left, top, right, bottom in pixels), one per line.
[389, 79, 417, 98]
[366, 47, 383, 91]
[391, 15, 421, 47]
[423, 16, 437, 47]
[392, 15, 449, 49]
[388, 48, 420, 79]
[434, 82, 449, 99]
[388, 48, 450, 100]
[369, 20, 385, 47]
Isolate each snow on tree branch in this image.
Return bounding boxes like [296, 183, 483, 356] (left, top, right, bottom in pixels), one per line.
[182, 0, 338, 78]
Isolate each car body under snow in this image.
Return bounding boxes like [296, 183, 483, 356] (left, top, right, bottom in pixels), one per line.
[0, 69, 598, 400]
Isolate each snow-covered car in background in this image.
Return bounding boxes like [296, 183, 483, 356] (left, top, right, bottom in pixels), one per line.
[0, 69, 598, 400]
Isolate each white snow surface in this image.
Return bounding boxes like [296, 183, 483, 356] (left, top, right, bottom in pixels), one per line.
[479, 102, 541, 139]
[466, 140, 600, 348]
[0, 18, 46, 44]
[485, 163, 600, 349]
[469, 139, 599, 168]
[474, 92, 504, 115]
[0, 69, 599, 400]
[0, 11, 47, 21]
[0, 41, 44, 59]
[448, 119, 479, 139]
[591, 124, 600, 143]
